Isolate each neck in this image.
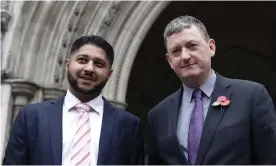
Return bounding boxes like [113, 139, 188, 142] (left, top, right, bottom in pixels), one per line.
[183, 69, 212, 88]
[69, 87, 101, 103]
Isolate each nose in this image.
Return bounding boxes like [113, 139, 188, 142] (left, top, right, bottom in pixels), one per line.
[84, 61, 95, 72]
[181, 48, 191, 60]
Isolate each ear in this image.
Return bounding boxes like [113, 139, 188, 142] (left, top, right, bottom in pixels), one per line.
[166, 53, 174, 69]
[108, 70, 113, 78]
[208, 39, 216, 57]
[65, 59, 70, 70]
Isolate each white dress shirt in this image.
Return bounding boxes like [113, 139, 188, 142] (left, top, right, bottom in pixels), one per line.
[62, 90, 104, 166]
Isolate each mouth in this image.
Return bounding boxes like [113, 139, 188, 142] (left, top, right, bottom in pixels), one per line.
[79, 75, 96, 81]
[182, 64, 195, 68]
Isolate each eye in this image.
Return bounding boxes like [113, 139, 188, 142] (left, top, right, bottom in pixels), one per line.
[172, 48, 181, 53]
[170, 48, 181, 57]
[77, 57, 87, 63]
[94, 61, 105, 68]
[188, 43, 197, 49]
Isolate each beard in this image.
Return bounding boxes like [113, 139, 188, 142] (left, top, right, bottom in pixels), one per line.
[67, 71, 108, 95]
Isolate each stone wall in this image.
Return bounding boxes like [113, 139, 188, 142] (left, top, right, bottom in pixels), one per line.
[1, 0, 170, 159]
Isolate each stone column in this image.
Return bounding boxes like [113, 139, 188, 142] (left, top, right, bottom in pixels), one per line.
[42, 87, 66, 101]
[9, 79, 39, 120]
[1, 79, 38, 159]
[1, 82, 12, 160]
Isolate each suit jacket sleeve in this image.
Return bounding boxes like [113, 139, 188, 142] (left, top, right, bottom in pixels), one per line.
[252, 84, 276, 164]
[2, 107, 28, 165]
[147, 111, 163, 165]
[130, 119, 145, 165]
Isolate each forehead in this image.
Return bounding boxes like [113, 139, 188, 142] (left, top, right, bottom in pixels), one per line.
[73, 44, 108, 60]
[166, 25, 205, 49]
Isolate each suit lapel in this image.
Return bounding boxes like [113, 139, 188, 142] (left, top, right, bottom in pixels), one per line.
[168, 88, 183, 136]
[47, 96, 64, 165]
[196, 74, 232, 164]
[97, 98, 116, 165]
[168, 88, 189, 165]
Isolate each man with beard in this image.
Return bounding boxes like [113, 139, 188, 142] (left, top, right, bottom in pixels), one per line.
[3, 35, 145, 165]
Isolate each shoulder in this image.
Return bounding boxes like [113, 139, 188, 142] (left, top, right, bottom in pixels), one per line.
[218, 74, 272, 105]
[21, 99, 54, 112]
[105, 100, 142, 132]
[149, 88, 181, 117]
[116, 107, 140, 122]
[13, 97, 63, 127]
[19, 97, 63, 116]
[221, 75, 265, 92]
[106, 100, 140, 123]
[223, 76, 271, 100]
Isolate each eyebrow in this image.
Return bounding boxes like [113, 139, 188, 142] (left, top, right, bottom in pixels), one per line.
[170, 40, 199, 48]
[76, 54, 88, 58]
[187, 40, 199, 44]
[76, 54, 107, 64]
[94, 58, 106, 63]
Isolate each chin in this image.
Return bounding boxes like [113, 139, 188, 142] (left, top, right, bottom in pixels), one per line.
[76, 84, 93, 91]
[79, 86, 95, 91]
[180, 71, 202, 79]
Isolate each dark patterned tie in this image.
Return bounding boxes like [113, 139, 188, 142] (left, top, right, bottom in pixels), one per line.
[188, 88, 204, 165]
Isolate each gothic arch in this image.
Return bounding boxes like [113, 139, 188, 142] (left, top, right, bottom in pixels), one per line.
[2, 1, 170, 107]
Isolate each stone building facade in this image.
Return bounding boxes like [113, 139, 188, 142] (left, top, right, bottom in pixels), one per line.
[1, 1, 170, 158]
[1, 1, 276, 160]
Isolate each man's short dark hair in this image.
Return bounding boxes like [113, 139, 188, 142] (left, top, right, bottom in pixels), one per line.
[70, 35, 114, 67]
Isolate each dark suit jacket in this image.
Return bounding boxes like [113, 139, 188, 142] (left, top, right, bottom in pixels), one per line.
[3, 96, 144, 165]
[148, 74, 276, 165]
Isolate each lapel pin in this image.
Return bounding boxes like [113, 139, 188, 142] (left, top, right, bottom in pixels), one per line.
[212, 96, 230, 112]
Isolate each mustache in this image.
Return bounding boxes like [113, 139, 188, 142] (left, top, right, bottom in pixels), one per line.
[67, 71, 107, 95]
[79, 74, 97, 81]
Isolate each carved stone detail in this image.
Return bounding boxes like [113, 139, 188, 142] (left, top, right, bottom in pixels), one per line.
[8, 79, 39, 101]
[54, 1, 87, 86]
[1, 1, 10, 10]
[1, 69, 13, 80]
[97, 1, 122, 37]
[1, 1, 12, 33]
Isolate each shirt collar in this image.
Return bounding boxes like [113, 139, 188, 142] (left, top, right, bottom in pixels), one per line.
[64, 89, 103, 115]
[183, 69, 217, 102]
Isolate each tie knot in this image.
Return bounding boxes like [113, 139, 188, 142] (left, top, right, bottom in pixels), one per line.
[192, 88, 202, 99]
[74, 103, 91, 113]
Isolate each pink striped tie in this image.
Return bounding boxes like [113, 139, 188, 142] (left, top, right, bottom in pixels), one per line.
[71, 103, 91, 165]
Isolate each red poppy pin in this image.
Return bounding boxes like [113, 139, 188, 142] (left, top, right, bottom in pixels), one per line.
[212, 96, 230, 107]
